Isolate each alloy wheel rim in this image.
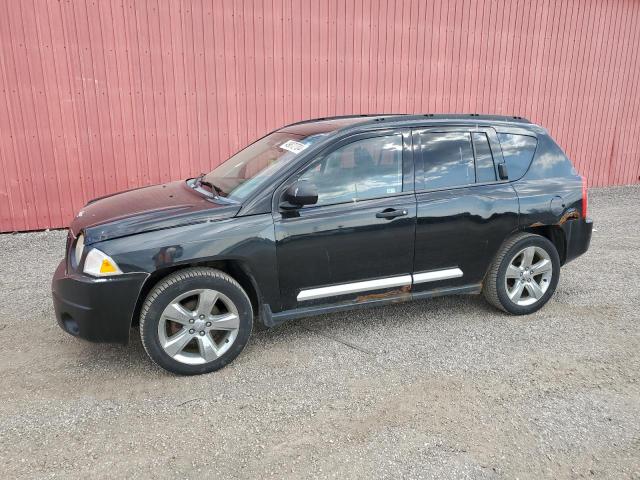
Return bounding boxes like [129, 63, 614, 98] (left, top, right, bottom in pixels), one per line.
[158, 289, 240, 365]
[504, 246, 553, 306]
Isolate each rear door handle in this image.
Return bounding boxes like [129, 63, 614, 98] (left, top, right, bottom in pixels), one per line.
[376, 208, 408, 219]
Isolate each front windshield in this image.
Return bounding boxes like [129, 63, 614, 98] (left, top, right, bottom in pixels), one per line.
[204, 131, 327, 201]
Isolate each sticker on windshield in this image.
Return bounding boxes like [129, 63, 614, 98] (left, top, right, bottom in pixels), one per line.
[280, 140, 308, 154]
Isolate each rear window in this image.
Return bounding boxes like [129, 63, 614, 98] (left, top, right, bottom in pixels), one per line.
[497, 133, 537, 180]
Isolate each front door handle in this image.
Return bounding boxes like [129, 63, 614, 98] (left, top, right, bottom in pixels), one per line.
[376, 208, 408, 219]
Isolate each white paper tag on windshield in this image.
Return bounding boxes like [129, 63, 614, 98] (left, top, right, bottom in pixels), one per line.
[280, 140, 308, 154]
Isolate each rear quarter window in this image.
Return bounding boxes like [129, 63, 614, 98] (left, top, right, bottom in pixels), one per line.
[522, 134, 578, 179]
[497, 133, 537, 180]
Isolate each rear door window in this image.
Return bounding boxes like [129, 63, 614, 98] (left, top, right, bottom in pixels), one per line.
[419, 132, 475, 190]
[497, 133, 538, 180]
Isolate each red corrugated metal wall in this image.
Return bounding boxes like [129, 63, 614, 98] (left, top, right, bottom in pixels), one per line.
[1, 0, 639, 232]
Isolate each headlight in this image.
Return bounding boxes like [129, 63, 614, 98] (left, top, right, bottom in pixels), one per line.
[74, 233, 85, 265]
[83, 248, 123, 277]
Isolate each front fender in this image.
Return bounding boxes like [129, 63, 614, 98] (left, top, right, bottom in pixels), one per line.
[94, 213, 281, 309]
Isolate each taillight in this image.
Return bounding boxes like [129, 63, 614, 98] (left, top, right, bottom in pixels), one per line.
[581, 176, 588, 219]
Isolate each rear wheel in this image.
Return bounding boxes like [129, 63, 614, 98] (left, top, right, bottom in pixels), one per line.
[483, 233, 560, 315]
[140, 268, 253, 375]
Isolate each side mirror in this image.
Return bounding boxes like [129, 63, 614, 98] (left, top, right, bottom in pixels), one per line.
[498, 163, 509, 180]
[281, 180, 318, 209]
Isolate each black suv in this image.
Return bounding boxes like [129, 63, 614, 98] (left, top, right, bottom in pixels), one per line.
[52, 114, 592, 375]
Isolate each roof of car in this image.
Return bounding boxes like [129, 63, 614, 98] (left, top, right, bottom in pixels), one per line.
[279, 113, 539, 136]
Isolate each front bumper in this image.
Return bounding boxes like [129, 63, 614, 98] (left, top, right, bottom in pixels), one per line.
[52, 261, 148, 344]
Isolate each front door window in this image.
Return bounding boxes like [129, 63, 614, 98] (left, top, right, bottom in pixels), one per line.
[299, 135, 404, 206]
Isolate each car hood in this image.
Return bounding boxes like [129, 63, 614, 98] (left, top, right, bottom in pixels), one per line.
[71, 181, 241, 244]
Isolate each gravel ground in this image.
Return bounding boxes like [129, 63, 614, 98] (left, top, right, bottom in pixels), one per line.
[0, 185, 639, 479]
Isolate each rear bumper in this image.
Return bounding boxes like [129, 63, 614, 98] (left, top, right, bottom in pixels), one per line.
[51, 261, 148, 344]
[564, 217, 593, 264]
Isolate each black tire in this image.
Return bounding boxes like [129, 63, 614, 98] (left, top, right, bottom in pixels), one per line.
[483, 232, 560, 315]
[140, 267, 253, 375]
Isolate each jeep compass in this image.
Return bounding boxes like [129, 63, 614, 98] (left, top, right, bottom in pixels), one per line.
[52, 115, 593, 375]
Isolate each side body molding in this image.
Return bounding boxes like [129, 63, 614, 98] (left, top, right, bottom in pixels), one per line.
[297, 268, 464, 302]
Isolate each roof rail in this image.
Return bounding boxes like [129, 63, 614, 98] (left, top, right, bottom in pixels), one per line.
[283, 113, 404, 128]
[280, 113, 534, 134]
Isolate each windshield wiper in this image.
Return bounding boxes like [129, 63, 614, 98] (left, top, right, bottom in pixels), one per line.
[192, 172, 206, 188]
[190, 173, 225, 197]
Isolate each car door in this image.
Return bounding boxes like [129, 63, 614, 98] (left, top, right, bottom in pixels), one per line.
[273, 129, 416, 310]
[411, 127, 519, 292]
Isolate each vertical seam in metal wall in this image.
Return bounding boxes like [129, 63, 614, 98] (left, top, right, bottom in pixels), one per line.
[98, 0, 122, 191]
[83, 0, 110, 196]
[596, 0, 615, 185]
[0, 7, 29, 230]
[16, 1, 53, 228]
[567, 0, 593, 180]
[601, 0, 627, 185]
[581, 0, 605, 185]
[609, 0, 634, 184]
[36, 1, 69, 226]
[621, 2, 640, 183]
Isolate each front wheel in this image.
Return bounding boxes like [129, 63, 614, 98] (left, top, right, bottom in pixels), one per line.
[483, 233, 561, 315]
[140, 268, 253, 375]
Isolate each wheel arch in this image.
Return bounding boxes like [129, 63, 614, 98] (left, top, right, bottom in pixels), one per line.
[130, 258, 263, 327]
[522, 224, 567, 265]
